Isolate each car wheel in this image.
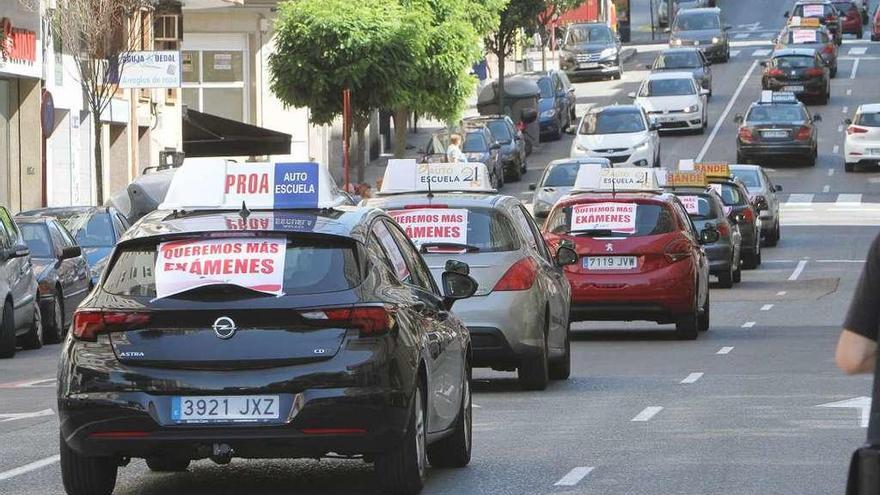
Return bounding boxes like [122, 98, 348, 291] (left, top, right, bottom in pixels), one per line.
[146, 457, 191, 472]
[376, 382, 427, 494]
[733, 262, 742, 283]
[765, 221, 780, 247]
[675, 309, 699, 340]
[613, 62, 622, 80]
[858, 28, 864, 39]
[698, 291, 710, 332]
[427, 364, 472, 468]
[20, 300, 42, 350]
[60, 436, 118, 495]
[518, 320, 549, 390]
[548, 320, 571, 380]
[808, 148, 818, 167]
[0, 301, 15, 359]
[831, 66, 838, 79]
[845, 162, 855, 172]
[44, 296, 64, 344]
[497, 166, 505, 188]
[717, 266, 733, 288]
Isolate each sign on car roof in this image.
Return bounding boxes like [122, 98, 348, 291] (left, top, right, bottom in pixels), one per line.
[573, 166, 661, 192]
[378, 159, 495, 195]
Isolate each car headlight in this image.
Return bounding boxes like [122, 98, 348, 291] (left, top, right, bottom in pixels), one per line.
[684, 104, 699, 113]
[712, 37, 721, 44]
[600, 47, 617, 59]
[671, 38, 682, 46]
[541, 109, 557, 119]
[634, 141, 650, 151]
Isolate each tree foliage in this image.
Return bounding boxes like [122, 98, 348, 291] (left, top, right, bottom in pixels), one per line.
[484, 0, 548, 109]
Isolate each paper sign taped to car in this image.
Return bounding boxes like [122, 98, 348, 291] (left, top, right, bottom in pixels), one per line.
[598, 168, 658, 191]
[679, 195, 702, 215]
[570, 202, 637, 233]
[388, 209, 469, 245]
[792, 29, 817, 43]
[155, 237, 287, 298]
[802, 5, 824, 17]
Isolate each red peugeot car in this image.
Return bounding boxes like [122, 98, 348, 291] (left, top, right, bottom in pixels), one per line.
[541, 191, 715, 339]
[832, 1, 864, 38]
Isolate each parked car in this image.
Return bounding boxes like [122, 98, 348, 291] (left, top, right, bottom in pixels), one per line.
[832, 1, 864, 38]
[462, 115, 528, 181]
[570, 105, 661, 168]
[511, 70, 577, 141]
[17, 206, 130, 285]
[630, 71, 709, 134]
[844, 104, 880, 172]
[648, 47, 713, 96]
[761, 48, 830, 104]
[421, 128, 505, 189]
[0, 206, 41, 358]
[669, 7, 731, 63]
[729, 164, 784, 246]
[15, 217, 91, 343]
[559, 22, 623, 80]
[774, 25, 838, 77]
[530, 157, 612, 220]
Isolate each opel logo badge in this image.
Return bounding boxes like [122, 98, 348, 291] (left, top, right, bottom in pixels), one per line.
[212, 316, 237, 340]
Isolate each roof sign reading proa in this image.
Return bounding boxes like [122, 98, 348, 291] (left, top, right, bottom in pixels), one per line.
[574, 166, 660, 192]
[378, 159, 495, 195]
[160, 159, 342, 211]
[694, 162, 731, 178]
[659, 170, 708, 188]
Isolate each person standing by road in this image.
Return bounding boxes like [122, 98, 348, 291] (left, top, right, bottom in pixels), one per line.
[447, 133, 467, 163]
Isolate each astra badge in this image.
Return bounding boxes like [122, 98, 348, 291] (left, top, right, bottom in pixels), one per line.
[212, 316, 237, 340]
[605, 243, 614, 252]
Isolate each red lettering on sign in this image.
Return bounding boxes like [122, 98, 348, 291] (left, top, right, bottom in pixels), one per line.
[0, 18, 37, 65]
[225, 173, 270, 194]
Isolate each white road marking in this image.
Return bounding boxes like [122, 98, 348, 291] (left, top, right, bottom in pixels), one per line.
[816, 259, 866, 263]
[788, 260, 808, 281]
[752, 48, 772, 57]
[0, 409, 54, 423]
[0, 455, 60, 481]
[0, 378, 56, 389]
[851, 58, 860, 79]
[554, 467, 595, 486]
[843, 106, 849, 114]
[777, 291, 787, 296]
[818, 396, 870, 428]
[838, 125, 844, 133]
[823, 185, 830, 193]
[717, 346, 734, 355]
[696, 60, 759, 162]
[631, 406, 664, 422]
[761, 304, 774, 311]
[762, 260, 795, 263]
[787, 193, 814, 205]
[849, 46, 868, 55]
[681, 372, 704, 384]
[741, 321, 756, 328]
[836, 193, 862, 205]
[735, 33, 749, 39]
[847, 89, 853, 96]
[729, 49, 741, 57]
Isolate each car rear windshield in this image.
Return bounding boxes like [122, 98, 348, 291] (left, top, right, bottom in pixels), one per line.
[543, 162, 581, 187]
[674, 193, 722, 220]
[485, 120, 513, 143]
[710, 182, 748, 206]
[784, 29, 829, 44]
[746, 104, 808, 122]
[641, 78, 696, 97]
[545, 203, 676, 237]
[673, 12, 720, 31]
[19, 223, 53, 258]
[856, 112, 880, 127]
[389, 207, 519, 253]
[731, 170, 762, 189]
[773, 55, 816, 69]
[793, 4, 833, 17]
[463, 132, 488, 153]
[52, 211, 115, 247]
[656, 52, 702, 68]
[566, 24, 612, 44]
[102, 236, 362, 299]
[580, 111, 645, 134]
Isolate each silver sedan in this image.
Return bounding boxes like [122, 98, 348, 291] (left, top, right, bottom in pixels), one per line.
[529, 157, 612, 220]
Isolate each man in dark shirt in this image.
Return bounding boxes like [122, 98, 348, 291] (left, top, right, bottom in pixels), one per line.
[836, 235, 880, 374]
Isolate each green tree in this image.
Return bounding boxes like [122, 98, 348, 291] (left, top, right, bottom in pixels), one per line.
[270, 0, 420, 181]
[485, 0, 548, 112]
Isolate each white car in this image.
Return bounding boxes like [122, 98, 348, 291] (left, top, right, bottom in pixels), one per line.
[569, 104, 661, 168]
[844, 104, 880, 172]
[630, 71, 709, 133]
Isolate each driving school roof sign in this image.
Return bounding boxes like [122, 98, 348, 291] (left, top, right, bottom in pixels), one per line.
[379, 159, 495, 194]
[694, 162, 731, 178]
[659, 170, 707, 188]
[574, 166, 660, 192]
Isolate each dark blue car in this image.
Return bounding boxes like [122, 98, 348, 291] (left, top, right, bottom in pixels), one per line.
[17, 206, 130, 284]
[511, 71, 577, 141]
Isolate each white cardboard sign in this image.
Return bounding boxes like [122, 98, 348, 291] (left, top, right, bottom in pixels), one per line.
[118, 51, 182, 89]
[570, 203, 637, 233]
[388, 209, 469, 245]
[679, 195, 701, 215]
[792, 29, 817, 44]
[803, 4, 824, 17]
[155, 237, 287, 298]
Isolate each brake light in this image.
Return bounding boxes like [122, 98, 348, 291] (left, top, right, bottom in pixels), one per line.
[823, 44, 835, 54]
[767, 68, 784, 77]
[310, 306, 396, 337]
[403, 204, 449, 209]
[494, 257, 538, 291]
[738, 127, 754, 143]
[848, 126, 869, 134]
[794, 126, 812, 141]
[664, 238, 693, 263]
[717, 222, 730, 237]
[73, 310, 152, 341]
[805, 68, 824, 77]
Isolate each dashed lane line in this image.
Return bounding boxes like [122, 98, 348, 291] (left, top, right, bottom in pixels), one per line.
[729, 49, 741, 57]
[681, 372, 704, 384]
[631, 406, 664, 422]
[851, 58, 860, 79]
[752, 49, 772, 57]
[829, 163, 837, 172]
[696, 60, 759, 162]
[761, 304, 774, 311]
[789, 260, 808, 281]
[823, 185, 830, 193]
[777, 291, 787, 296]
[843, 106, 849, 114]
[554, 467, 595, 487]
[742, 321, 756, 328]
[847, 89, 853, 96]
[717, 347, 734, 355]
[0, 455, 60, 481]
[849, 46, 868, 55]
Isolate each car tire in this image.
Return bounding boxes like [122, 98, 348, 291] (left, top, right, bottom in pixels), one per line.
[60, 436, 118, 495]
[427, 365, 471, 468]
[831, 65, 838, 79]
[146, 457, 191, 472]
[858, 28, 864, 39]
[698, 292, 710, 332]
[0, 301, 15, 359]
[717, 267, 734, 288]
[733, 262, 742, 283]
[675, 311, 699, 340]
[765, 221, 780, 247]
[508, 161, 523, 183]
[742, 249, 758, 270]
[376, 382, 427, 495]
[518, 322, 549, 391]
[613, 62, 622, 80]
[548, 321, 571, 380]
[808, 148, 818, 167]
[845, 162, 855, 172]
[20, 300, 42, 350]
[44, 296, 64, 344]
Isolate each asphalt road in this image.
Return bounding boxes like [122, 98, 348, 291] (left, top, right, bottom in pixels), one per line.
[3, 1, 880, 493]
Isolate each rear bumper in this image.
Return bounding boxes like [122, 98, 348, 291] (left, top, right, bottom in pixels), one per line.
[763, 79, 825, 96]
[738, 143, 813, 159]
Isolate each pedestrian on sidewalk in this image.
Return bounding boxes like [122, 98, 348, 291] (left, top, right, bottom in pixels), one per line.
[446, 134, 467, 163]
[473, 58, 489, 90]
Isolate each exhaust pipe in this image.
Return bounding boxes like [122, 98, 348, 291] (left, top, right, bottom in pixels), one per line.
[210, 443, 234, 465]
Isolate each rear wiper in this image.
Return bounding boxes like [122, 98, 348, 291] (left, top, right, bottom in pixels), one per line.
[569, 229, 615, 237]
[419, 242, 481, 253]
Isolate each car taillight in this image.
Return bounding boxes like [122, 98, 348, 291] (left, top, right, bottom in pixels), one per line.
[753, 195, 768, 211]
[823, 44, 835, 54]
[742, 207, 755, 224]
[494, 257, 538, 291]
[794, 126, 812, 141]
[664, 238, 693, 263]
[717, 222, 730, 237]
[738, 127, 754, 143]
[307, 306, 396, 337]
[805, 68, 824, 77]
[848, 126, 869, 134]
[767, 68, 784, 77]
[73, 310, 152, 342]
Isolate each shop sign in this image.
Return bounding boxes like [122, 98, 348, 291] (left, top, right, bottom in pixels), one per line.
[118, 51, 182, 89]
[0, 17, 37, 66]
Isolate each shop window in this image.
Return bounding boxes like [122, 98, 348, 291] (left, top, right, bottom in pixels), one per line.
[181, 45, 246, 122]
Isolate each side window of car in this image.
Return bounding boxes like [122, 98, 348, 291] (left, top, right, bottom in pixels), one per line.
[47, 222, 66, 255]
[0, 218, 10, 250]
[384, 220, 439, 295]
[371, 220, 412, 284]
[57, 223, 77, 248]
[511, 205, 551, 261]
[116, 212, 130, 231]
[0, 208, 17, 248]
[671, 200, 698, 240]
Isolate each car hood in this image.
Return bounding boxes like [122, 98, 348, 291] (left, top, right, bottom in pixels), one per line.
[82, 246, 113, 267]
[575, 132, 647, 150]
[636, 95, 700, 112]
[565, 42, 614, 54]
[673, 29, 722, 41]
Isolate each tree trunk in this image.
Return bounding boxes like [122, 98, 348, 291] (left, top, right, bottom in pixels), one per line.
[355, 125, 367, 183]
[92, 110, 104, 205]
[392, 108, 409, 159]
[541, 41, 547, 71]
[497, 51, 506, 116]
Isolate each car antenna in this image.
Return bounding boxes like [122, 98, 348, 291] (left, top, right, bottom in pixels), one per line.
[426, 163, 434, 200]
[239, 201, 251, 219]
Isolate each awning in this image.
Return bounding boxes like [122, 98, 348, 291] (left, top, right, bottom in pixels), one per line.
[182, 107, 291, 158]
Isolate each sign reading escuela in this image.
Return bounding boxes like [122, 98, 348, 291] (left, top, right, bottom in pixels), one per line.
[118, 51, 182, 89]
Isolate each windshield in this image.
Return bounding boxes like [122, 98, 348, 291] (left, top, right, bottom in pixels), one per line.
[388, 207, 519, 253]
[656, 52, 702, 68]
[710, 182, 748, 206]
[566, 25, 612, 44]
[641, 78, 696, 97]
[546, 203, 675, 237]
[580, 111, 645, 135]
[832, 2, 856, 13]
[746, 104, 808, 122]
[793, 4, 832, 17]
[463, 132, 488, 153]
[543, 162, 581, 187]
[536, 78, 553, 98]
[856, 112, 880, 127]
[731, 170, 762, 189]
[674, 12, 721, 31]
[20, 223, 54, 258]
[486, 120, 513, 143]
[102, 236, 362, 298]
[773, 55, 816, 69]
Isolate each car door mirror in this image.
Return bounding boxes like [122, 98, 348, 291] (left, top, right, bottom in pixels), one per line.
[759, 60, 768, 67]
[61, 246, 82, 260]
[700, 88, 710, 96]
[566, 124, 578, 135]
[650, 122, 661, 131]
[783, 11, 790, 17]
[441, 265, 478, 309]
[812, 114, 822, 123]
[733, 114, 744, 124]
[774, 184, 783, 192]
[529, 183, 537, 191]
[4, 243, 29, 260]
[555, 239, 578, 266]
[520, 108, 538, 125]
[700, 226, 720, 244]
[645, 63, 653, 69]
[844, 118, 852, 125]
[490, 142, 502, 151]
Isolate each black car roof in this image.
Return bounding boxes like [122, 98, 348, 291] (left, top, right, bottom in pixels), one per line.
[661, 47, 703, 54]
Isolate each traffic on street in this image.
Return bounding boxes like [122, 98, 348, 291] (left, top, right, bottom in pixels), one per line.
[3, 0, 880, 494]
